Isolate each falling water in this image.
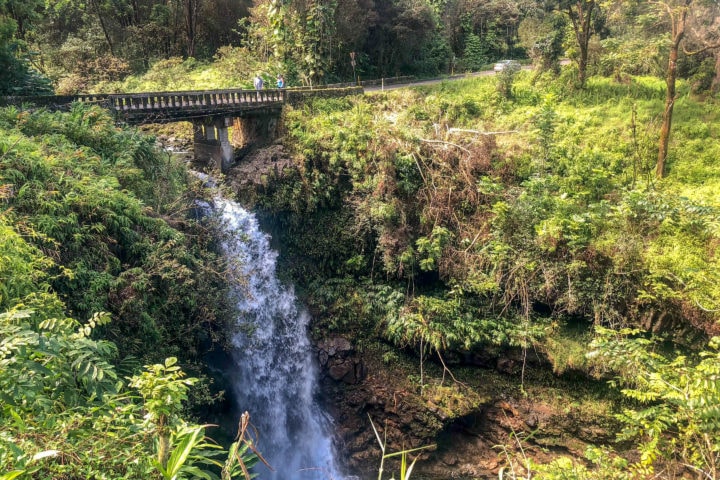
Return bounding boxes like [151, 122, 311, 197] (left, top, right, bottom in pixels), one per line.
[213, 197, 341, 480]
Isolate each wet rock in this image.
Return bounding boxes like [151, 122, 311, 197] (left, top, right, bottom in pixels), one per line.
[228, 144, 295, 190]
[317, 336, 365, 384]
[316, 342, 619, 479]
[329, 360, 361, 384]
[319, 336, 353, 357]
[441, 452, 458, 466]
[495, 400, 518, 417]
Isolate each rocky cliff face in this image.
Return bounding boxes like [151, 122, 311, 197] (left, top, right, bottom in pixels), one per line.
[318, 337, 367, 385]
[313, 337, 617, 479]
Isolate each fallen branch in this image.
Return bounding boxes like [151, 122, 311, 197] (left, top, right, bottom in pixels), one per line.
[447, 128, 520, 135]
[419, 138, 471, 154]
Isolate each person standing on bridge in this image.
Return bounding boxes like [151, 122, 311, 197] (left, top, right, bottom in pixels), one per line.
[276, 74, 285, 88]
[253, 74, 264, 90]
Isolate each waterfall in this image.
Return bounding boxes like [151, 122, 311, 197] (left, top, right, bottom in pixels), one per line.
[213, 197, 341, 480]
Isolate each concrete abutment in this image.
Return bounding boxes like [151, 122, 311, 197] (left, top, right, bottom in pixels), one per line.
[231, 115, 279, 152]
[192, 117, 235, 172]
[192, 113, 281, 173]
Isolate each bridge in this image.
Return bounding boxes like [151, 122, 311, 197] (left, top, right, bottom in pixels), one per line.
[1, 85, 363, 171]
[111, 88, 289, 172]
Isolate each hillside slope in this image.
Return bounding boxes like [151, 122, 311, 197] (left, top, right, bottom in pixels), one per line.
[229, 71, 720, 477]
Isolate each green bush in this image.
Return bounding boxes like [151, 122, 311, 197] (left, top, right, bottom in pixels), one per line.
[0, 104, 229, 363]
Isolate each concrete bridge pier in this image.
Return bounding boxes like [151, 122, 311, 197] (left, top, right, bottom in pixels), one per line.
[193, 117, 234, 172]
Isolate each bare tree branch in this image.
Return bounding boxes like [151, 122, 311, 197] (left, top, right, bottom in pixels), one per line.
[419, 138, 472, 155]
[683, 42, 720, 56]
[446, 128, 520, 135]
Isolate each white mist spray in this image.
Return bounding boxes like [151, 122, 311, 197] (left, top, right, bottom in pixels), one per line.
[214, 198, 341, 480]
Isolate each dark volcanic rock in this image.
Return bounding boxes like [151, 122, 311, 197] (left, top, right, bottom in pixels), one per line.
[317, 337, 365, 385]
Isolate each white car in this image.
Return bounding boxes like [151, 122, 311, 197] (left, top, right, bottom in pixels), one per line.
[494, 60, 520, 72]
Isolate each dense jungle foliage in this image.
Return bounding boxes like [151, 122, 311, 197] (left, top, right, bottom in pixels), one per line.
[0, 105, 261, 478]
[240, 70, 720, 477]
[0, 0, 718, 95]
[2, 0, 720, 478]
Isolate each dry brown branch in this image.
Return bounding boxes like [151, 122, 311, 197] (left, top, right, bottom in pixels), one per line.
[419, 138, 472, 155]
[683, 42, 720, 56]
[437, 350, 468, 388]
[446, 128, 520, 136]
[463, 230, 484, 253]
[234, 411, 274, 479]
[411, 152, 428, 187]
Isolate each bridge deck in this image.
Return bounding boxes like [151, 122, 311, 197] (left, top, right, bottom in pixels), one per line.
[108, 88, 285, 124]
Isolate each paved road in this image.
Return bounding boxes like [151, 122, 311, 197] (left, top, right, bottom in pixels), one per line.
[363, 66, 533, 93]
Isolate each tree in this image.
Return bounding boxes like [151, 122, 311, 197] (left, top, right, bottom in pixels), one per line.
[89, 0, 116, 55]
[0, 2, 52, 94]
[244, 0, 280, 63]
[244, 0, 338, 85]
[301, 0, 338, 85]
[333, 0, 377, 79]
[2, 0, 44, 40]
[589, 329, 720, 478]
[655, 0, 690, 179]
[519, 10, 567, 76]
[562, 0, 598, 87]
[441, 0, 528, 62]
[653, 0, 720, 178]
[682, 2, 720, 91]
[389, 0, 436, 73]
[184, 0, 201, 57]
[462, 31, 484, 71]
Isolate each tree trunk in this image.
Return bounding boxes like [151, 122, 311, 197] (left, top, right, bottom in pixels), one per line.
[185, 0, 200, 58]
[657, 46, 678, 178]
[712, 50, 720, 92]
[568, 1, 595, 88]
[89, 0, 115, 55]
[657, 2, 689, 179]
[131, 0, 141, 26]
[578, 45, 588, 86]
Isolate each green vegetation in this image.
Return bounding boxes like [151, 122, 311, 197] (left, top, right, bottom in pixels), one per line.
[369, 414, 435, 480]
[0, 0, 52, 95]
[0, 0, 539, 95]
[241, 69, 720, 476]
[2, 0, 720, 477]
[0, 104, 254, 478]
[95, 51, 265, 93]
[591, 328, 720, 478]
[0, 105, 230, 361]
[265, 72, 719, 338]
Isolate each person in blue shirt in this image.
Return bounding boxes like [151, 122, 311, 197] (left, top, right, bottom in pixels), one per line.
[276, 74, 285, 88]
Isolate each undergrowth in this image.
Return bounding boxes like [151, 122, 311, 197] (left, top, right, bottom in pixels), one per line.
[0, 103, 231, 368]
[270, 71, 719, 348]
[0, 103, 256, 478]
[241, 70, 720, 475]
